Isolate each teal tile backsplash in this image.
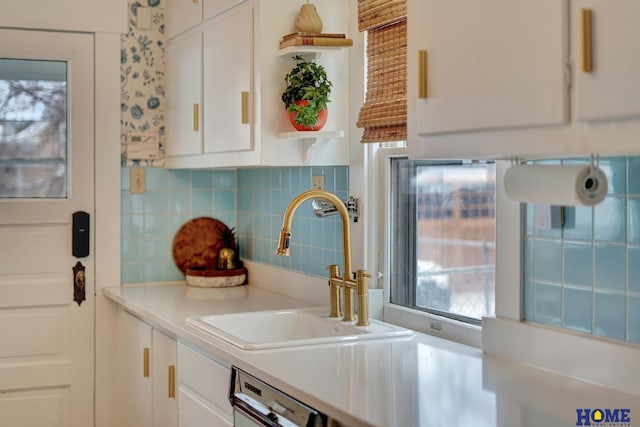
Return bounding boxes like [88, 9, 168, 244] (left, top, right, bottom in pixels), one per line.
[121, 167, 237, 284]
[524, 156, 640, 344]
[121, 165, 349, 284]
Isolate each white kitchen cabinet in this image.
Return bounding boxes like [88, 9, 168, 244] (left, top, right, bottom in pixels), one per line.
[164, 0, 350, 168]
[408, 0, 640, 159]
[572, 0, 640, 123]
[177, 341, 233, 427]
[118, 311, 177, 427]
[202, 4, 253, 156]
[166, 30, 203, 157]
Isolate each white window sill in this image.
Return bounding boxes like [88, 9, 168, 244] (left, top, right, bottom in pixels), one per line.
[384, 303, 482, 348]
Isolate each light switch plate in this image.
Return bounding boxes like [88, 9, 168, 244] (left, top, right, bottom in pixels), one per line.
[130, 168, 146, 194]
[136, 6, 152, 30]
[312, 175, 324, 190]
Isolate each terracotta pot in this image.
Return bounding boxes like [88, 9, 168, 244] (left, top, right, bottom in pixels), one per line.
[288, 100, 328, 131]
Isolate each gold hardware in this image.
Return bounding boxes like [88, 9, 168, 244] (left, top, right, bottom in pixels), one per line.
[168, 365, 176, 398]
[418, 50, 428, 99]
[143, 348, 150, 378]
[581, 9, 593, 72]
[241, 91, 249, 124]
[193, 103, 199, 132]
[356, 270, 371, 326]
[192, 0, 198, 3]
[275, 190, 368, 326]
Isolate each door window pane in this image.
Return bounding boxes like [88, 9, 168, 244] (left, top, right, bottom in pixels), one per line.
[0, 59, 67, 198]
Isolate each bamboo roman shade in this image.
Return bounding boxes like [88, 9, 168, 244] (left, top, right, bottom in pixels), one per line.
[356, 0, 407, 143]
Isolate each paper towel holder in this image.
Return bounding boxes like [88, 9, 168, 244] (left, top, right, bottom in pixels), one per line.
[506, 154, 608, 206]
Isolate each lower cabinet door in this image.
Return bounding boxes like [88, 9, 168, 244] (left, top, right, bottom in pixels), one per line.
[179, 387, 233, 427]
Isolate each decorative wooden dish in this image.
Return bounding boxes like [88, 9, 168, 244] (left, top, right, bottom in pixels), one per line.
[185, 266, 247, 288]
[172, 217, 235, 274]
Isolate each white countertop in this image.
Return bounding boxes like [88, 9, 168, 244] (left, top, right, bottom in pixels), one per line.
[104, 283, 640, 427]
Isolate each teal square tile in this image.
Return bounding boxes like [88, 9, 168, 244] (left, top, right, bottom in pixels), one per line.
[213, 170, 236, 189]
[146, 167, 167, 190]
[300, 168, 311, 190]
[167, 169, 190, 190]
[534, 282, 562, 326]
[237, 190, 253, 212]
[122, 239, 144, 262]
[122, 215, 144, 239]
[144, 239, 169, 263]
[191, 190, 213, 213]
[564, 287, 593, 334]
[534, 240, 562, 283]
[310, 219, 325, 248]
[168, 263, 185, 281]
[595, 244, 626, 292]
[628, 198, 640, 243]
[629, 247, 640, 293]
[216, 213, 236, 230]
[564, 242, 593, 287]
[628, 157, 640, 195]
[629, 296, 640, 344]
[289, 168, 305, 194]
[144, 192, 167, 214]
[525, 204, 534, 236]
[214, 190, 235, 212]
[594, 292, 626, 340]
[237, 169, 251, 189]
[270, 169, 282, 189]
[191, 170, 212, 189]
[324, 167, 336, 192]
[598, 157, 626, 195]
[144, 215, 168, 238]
[594, 197, 626, 242]
[121, 167, 130, 190]
[523, 279, 534, 321]
[563, 206, 593, 240]
[335, 167, 348, 192]
[122, 192, 144, 215]
[122, 263, 144, 284]
[168, 191, 190, 214]
[144, 263, 168, 283]
[524, 238, 534, 281]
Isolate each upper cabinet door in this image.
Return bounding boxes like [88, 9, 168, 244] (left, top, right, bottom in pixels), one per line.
[204, 0, 247, 21]
[573, 1, 640, 123]
[409, 0, 569, 136]
[166, 31, 203, 157]
[202, 4, 253, 155]
[166, 0, 204, 38]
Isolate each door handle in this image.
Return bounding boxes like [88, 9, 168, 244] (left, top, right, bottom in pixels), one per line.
[581, 9, 593, 72]
[72, 261, 86, 306]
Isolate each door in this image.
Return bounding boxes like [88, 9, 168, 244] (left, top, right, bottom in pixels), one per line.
[0, 29, 94, 427]
[152, 329, 178, 427]
[203, 3, 253, 154]
[573, 0, 640, 123]
[409, 0, 568, 136]
[166, 30, 203, 157]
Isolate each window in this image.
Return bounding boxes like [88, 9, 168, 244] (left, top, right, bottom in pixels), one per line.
[0, 59, 68, 198]
[389, 158, 496, 325]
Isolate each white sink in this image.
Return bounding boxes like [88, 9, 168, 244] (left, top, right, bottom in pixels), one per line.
[185, 307, 413, 350]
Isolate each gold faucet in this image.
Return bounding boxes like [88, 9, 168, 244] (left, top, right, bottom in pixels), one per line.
[275, 190, 370, 326]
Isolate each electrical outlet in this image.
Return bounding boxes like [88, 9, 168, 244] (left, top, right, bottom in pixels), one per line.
[312, 175, 324, 190]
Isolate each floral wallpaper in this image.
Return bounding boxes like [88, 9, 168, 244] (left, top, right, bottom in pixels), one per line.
[121, 0, 166, 167]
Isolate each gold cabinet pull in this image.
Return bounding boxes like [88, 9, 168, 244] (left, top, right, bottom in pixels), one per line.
[418, 50, 428, 99]
[581, 9, 593, 72]
[241, 91, 249, 124]
[168, 365, 176, 398]
[193, 103, 199, 132]
[143, 348, 150, 378]
[192, 0, 198, 3]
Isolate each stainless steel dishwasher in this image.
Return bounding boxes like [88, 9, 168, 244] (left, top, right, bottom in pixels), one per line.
[229, 366, 327, 427]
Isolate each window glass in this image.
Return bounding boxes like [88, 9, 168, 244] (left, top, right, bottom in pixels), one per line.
[390, 158, 496, 324]
[0, 59, 67, 198]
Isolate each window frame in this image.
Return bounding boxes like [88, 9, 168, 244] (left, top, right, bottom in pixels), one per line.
[374, 146, 485, 348]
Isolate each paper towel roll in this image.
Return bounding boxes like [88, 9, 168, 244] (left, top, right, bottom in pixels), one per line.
[504, 164, 608, 206]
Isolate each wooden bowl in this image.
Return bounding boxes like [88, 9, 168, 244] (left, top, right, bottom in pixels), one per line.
[185, 266, 247, 288]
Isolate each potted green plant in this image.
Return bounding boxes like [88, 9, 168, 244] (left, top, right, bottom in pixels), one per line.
[281, 55, 332, 131]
